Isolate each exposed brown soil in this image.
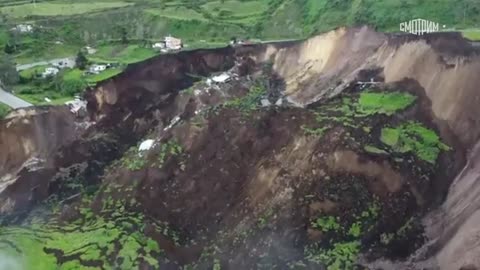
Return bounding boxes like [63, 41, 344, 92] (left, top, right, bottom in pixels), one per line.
[87, 76, 461, 268]
[2, 27, 479, 269]
[326, 150, 404, 193]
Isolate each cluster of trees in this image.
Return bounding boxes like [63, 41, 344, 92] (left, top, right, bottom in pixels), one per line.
[0, 55, 18, 87]
[18, 68, 87, 97]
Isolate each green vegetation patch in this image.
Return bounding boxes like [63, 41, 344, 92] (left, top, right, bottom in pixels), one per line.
[1, 2, 133, 19]
[305, 201, 380, 269]
[462, 30, 480, 41]
[301, 125, 329, 137]
[303, 90, 416, 138]
[156, 139, 184, 168]
[306, 241, 361, 270]
[203, 0, 268, 19]
[312, 216, 341, 232]
[0, 102, 11, 119]
[86, 68, 123, 84]
[89, 44, 157, 64]
[19, 65, 49, 80]
[357, 91, 416, 116]
[121, 146, 147, 171]
[225, 84, 266, 114]
[145, 6, 207, 21]
[0, 214, 162, 270]
[380, 121, 451, 164]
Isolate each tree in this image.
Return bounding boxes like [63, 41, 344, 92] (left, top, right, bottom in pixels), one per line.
[7, 31, 19, 52]
[75, 51, 88, 70]
[0, 55, 19, 87]
[4, 43, 15, 54]
[115, 25, 128, 44]
[54, 70, 87, 96]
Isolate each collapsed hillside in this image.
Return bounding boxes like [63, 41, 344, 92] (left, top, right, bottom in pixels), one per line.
[0, 27, 479, 270]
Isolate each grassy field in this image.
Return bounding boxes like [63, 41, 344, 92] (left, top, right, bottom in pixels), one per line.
[17, 93, 73, 105]
[1, 2, 132, 18]
[13, 64, 125, 105]
[462, 30, 480, 41]
[145, 6, 207, 21]
[13, 44, 79, 65]
[89, 44, 158, 64]
[19, 65, 48, 78]
[0, 102, 11, 118]
[86, 67, 123, 83]
[12, 83, 74, 105]
[203, 0, 268, 16]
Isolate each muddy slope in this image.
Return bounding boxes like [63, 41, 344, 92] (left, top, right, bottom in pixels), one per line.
[249, 27, 480, 148]
[0, 27, 479, 270]
[0, 47, 237, 215]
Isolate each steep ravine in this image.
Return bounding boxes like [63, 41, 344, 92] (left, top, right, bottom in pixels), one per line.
[0, 27, 479, 269]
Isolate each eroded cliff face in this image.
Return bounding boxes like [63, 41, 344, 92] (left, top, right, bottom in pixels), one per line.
[247, 27, 480, 149]
[0, 27, 479, 270]
[0, 107, 85, 212]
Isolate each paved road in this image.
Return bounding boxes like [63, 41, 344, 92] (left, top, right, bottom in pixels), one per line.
[16, 57, 75, 71]
[0, 88, 32, 109]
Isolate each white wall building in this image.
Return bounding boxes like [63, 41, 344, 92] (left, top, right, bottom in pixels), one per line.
[165, 35, 182, 50]
[85, 46, 97, 55]
[152, 42, 166, 49]
[12, 24, 33, 33]
[89, 64, 107, 74]
[42, 67, 59, 78]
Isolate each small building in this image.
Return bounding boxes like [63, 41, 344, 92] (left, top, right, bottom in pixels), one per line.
[165, 35, 182, 50]
[152, 42, 166, 49]
[12, 24, 33, 33]
[65, 98, 87, 117]
[89, 64, 107, 74]
[42, 67, 59, 78]
[85, 46, 97, 55]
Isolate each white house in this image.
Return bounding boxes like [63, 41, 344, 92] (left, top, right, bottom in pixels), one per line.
[42, 67, 59, 78]
[165, 35, 182, 50]
[152, 42, 166, 49]
[89, 64, 107, 74]
[85, 46, 97, 55]
[12, 24, 33, 33]
[65, 98, 87, 116]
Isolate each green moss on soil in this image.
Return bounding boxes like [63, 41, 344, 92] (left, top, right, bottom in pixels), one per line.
[303, 90, 417, 137]
[312, 216, 341, 232]
[380, 121, 451, 164]
[156, 139, 184, 168]
[357, 91, 416, 116]
[306, 241, 361, 270]
[305, 201, 380, 269]
[0, 205, 163, 270]
[121, 146, 147, 171]
[225, 84, 266, 114]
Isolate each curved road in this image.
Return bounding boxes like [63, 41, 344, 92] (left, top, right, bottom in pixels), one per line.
[16, 57, 75, 71]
